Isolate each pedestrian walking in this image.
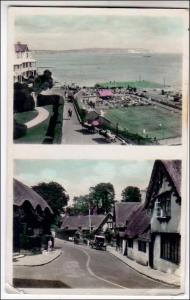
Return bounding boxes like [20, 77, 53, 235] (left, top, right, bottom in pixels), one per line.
[68, 108, 72, 118]
[51, 230, 56, 249]
[48, 238, 53, 252]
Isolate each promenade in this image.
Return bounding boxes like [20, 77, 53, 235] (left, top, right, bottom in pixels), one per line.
[61, 92, 122, 145]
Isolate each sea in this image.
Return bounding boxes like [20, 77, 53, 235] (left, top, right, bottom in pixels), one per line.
[32, 50, 182, 88]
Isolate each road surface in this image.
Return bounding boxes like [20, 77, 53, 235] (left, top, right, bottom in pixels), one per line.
[14, 239, 173, 289]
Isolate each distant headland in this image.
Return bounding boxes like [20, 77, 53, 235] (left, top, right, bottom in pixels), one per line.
[32, 48, 152, 54]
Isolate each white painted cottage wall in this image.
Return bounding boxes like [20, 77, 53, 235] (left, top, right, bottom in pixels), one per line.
[151, 177, 181, 233]
[127, 240, 149, 266]
[153, 235, 180, 274]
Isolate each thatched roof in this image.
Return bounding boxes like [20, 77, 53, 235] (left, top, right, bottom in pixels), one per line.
[125, 205, 150, 239]
[61, 214, 111, 231]
[14, 178, 53, 214]
[144, 160, 181, 208]
[114, 202, 141, 228]
[162, 160, 181, 197]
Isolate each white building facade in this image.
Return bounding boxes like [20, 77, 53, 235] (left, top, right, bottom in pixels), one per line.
[14, 42, 37, 83]
[124, 160, 181, 275]
[145, 160, 181, 274]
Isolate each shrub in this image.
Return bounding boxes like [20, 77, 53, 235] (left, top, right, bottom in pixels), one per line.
[37, 94, 60, 106]
[14, 119, 27, 139]
[14, 83, 35, 113]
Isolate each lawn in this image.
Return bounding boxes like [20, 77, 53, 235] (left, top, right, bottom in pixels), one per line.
[95, 80, 166, 89]
[105, 106, 181, 140]
[14, 110, 38, 124]
[14, 106, 53, 144]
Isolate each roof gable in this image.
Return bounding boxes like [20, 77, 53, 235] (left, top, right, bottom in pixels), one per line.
[144, 160, 181, 208]
[114, 202, 141, 228]
[61, 214, 112, 230]
[15, 43, 29, 53]
[125, 205, 150, 239]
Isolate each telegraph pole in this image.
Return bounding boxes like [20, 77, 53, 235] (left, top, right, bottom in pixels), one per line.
[89, 201, 91, 234]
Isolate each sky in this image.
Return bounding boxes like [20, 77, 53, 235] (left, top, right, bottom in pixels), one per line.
[14, 13, 186, 53]
[14, 160, 154, 204]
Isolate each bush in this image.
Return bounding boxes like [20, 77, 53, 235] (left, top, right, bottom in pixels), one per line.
[14, 83, 35, 113]
[19, 234, 30, 250]
[14, 119, 27, 139]
[33, 70, 53, 93]
[37, 94, 60, 106]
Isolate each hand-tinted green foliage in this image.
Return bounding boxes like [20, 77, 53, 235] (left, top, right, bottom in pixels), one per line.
[66, 195, 90, 216]
[89, 183, 115, 214]
[33, 69, 53, 93]
[32, 182, 69, 221]
[121, 186, 141, 202]
[66, 183, 115, 216]
[14, 82, 35, 113]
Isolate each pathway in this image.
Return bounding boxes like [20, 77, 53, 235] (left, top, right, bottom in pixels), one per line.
[61, 100, 122, 145]
[24, 107, 50, 129]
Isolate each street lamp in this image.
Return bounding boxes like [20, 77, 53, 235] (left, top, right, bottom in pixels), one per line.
[88, 201, 91, 234]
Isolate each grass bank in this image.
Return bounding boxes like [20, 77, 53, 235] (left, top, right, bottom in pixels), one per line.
[14, 110, 38, 124]
[14, 105, 52, 144]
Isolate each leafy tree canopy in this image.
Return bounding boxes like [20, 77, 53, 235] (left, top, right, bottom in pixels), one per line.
[32, 182, 69, 220]
[66, 183, 115, 216]
[89, 182, 115, 214]
[121, 186, 141, 202]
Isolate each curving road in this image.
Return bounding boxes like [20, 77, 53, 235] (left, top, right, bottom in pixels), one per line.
[14, 238, 174, 289]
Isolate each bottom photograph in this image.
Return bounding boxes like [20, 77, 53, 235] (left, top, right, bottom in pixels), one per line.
[12, 159, 181, 291]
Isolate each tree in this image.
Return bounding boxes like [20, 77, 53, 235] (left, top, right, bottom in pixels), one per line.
[89, 183, 115, 214]
[33, 69, 53, 93]
[32, 182, 69, 222]
[121, 186, 141, 202]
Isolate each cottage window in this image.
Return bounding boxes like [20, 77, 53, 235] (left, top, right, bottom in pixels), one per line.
[155, 193, 171, 219]
[107, 222, 112, 229]
[127, 239, 133, 248]
[160, 234, 180, 264]
[138, 240, 146, 253]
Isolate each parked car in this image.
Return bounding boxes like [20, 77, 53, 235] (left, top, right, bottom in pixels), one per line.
[90, 235, 107, 251]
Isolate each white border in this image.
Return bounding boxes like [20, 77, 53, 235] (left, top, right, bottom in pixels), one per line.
[1, 1, 189, 299]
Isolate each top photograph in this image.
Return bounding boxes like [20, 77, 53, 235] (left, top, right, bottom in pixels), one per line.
[11, 7, 188, 145]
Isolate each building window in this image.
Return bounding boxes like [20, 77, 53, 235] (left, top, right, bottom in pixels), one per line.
[138, 240, 146, 253]
[155, 193, 171, 219]
[107, 222, 112, 229]
[127, 239, 133, 248]
[160, 234, 180, 264]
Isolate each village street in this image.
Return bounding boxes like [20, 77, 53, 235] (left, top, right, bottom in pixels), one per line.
[14, 238, 173, 290]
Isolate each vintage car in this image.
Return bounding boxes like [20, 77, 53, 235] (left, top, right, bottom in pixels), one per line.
[90, 235, 107, 251]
